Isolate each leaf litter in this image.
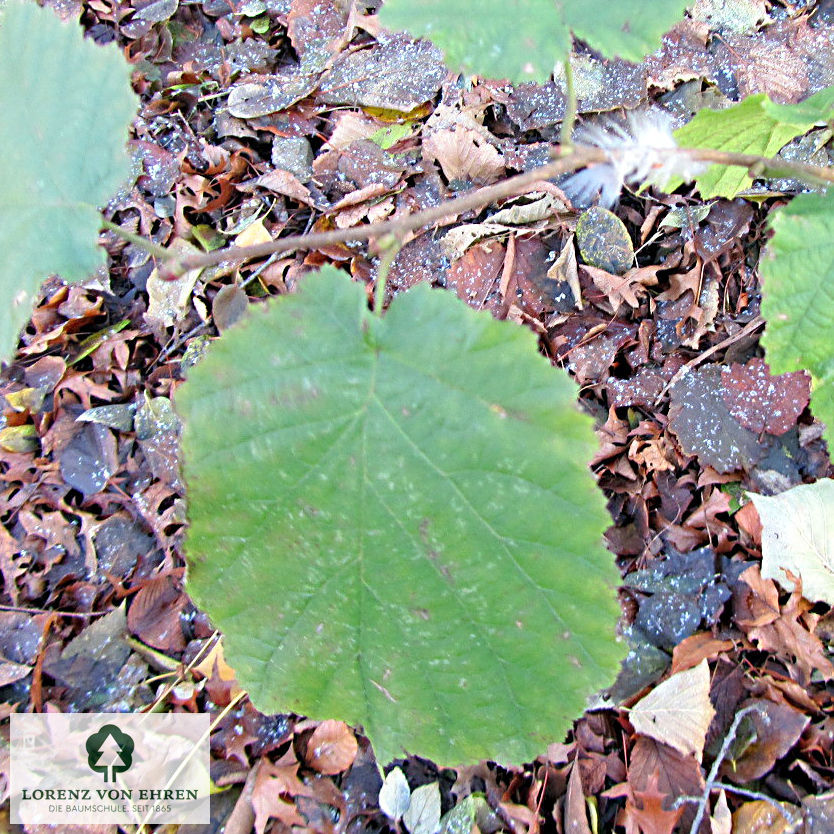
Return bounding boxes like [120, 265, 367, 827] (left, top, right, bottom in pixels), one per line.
[2, 0, 834, 831]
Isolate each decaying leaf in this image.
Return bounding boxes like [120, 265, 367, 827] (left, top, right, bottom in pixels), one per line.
[627, 737, 705, 811]
[750, 479, 834, 605]
[669, 366, 765, 473]
[627, 771, 684, 834]
[423, 127, 505, 184]
[305, 720, 358, 775]
[721, 698, 809, 783]
[227, 73, 318, 118]
[629, 659, 715, 760]
[252, 752, 318, 834]
[547, 235, 582, 309]
[731, 800, 794, 833]
[721, 359, 810, 436]
[318, 37, 446, 111]
[145, 241, 202, 329]
[576, 207, 634, 275]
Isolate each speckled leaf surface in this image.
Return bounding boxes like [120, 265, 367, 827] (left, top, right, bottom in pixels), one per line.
[761, 192, 834, 444]
[378, 0, 688, 84]
[0, 0, 137, 358]
[378, 0, 568, 84]
[179, 268, 623, 766]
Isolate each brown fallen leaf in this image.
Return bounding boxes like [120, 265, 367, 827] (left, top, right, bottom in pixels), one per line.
[734, 565, 780, 629]
[732, 799, 795, 833]
[721, 358, 810, 436]
[0, 659, 32, 686]
[445, 242, 505, 313]
[581, 264, 660, 310]
[423, 126, 505, 184]
[629, 659, 715, 761]
[251, 750, 319, 834]
[192, 639, 243, 700]
[721, 698, 809, 784]
[564, 760, 592, 834]
[747, 578, 834, 685]
[671, 632, 734, 675]
[305, 719, 358, 775]
[127, 573, 187, 652]
[627, 737, 705, 807]
[627, 771, 683, 834]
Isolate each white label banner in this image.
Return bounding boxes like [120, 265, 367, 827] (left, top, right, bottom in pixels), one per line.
[10, 713, 210, 825]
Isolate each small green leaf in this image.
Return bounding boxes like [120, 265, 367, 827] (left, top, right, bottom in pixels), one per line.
[672, 95, 812, 198]
[439, 796, 486, 834]
[760, 191, 834, 444]
[0, 424, 39, 453]
[369, 122, 414, 150]
[0, 0, 137, 359]
[179, 267, 623, 766]
[378, 0, 687, 84]
[750, 479, 834, 605]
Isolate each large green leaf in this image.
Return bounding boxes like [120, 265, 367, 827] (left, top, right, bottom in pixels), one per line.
[0, 0, 137, 358]
[179, 268, 623, 766]
[560, 0, 689, 65]
[672, 88, 834, 199]
[761, 192, 834, 445]
[378, 0, 688, 84]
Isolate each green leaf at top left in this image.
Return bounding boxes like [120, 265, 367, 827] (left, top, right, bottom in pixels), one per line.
[0, 0, 137, 358]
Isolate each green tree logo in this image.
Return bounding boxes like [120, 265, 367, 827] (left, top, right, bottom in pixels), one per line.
[85, 724, 134, 782]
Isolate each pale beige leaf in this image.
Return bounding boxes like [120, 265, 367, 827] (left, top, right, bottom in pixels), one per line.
[145, 240, 202, 328]
[547, 235, 581, 309]
[440, 223, 510, 259]
[629, 658, 715, 760]
[711, 789, 732, 834]
[379, 767, 411, 821]
[750, 479, 834, 605]
[423, 127, 504, 183]
[403, 782, 441, 834]
[489, 192, 566, 225]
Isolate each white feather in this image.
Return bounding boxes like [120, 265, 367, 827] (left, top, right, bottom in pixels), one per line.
[563, 109, 707, 208]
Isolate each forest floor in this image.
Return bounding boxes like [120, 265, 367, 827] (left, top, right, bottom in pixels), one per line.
[1, 0, 834, 832]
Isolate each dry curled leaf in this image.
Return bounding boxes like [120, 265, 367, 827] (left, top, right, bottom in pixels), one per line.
[423, 126, 505, 184]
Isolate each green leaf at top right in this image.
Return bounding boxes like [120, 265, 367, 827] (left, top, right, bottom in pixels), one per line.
[378, 0, 689, 85]
[760, 191, 834, 446]
[671, 86, 834, 199]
